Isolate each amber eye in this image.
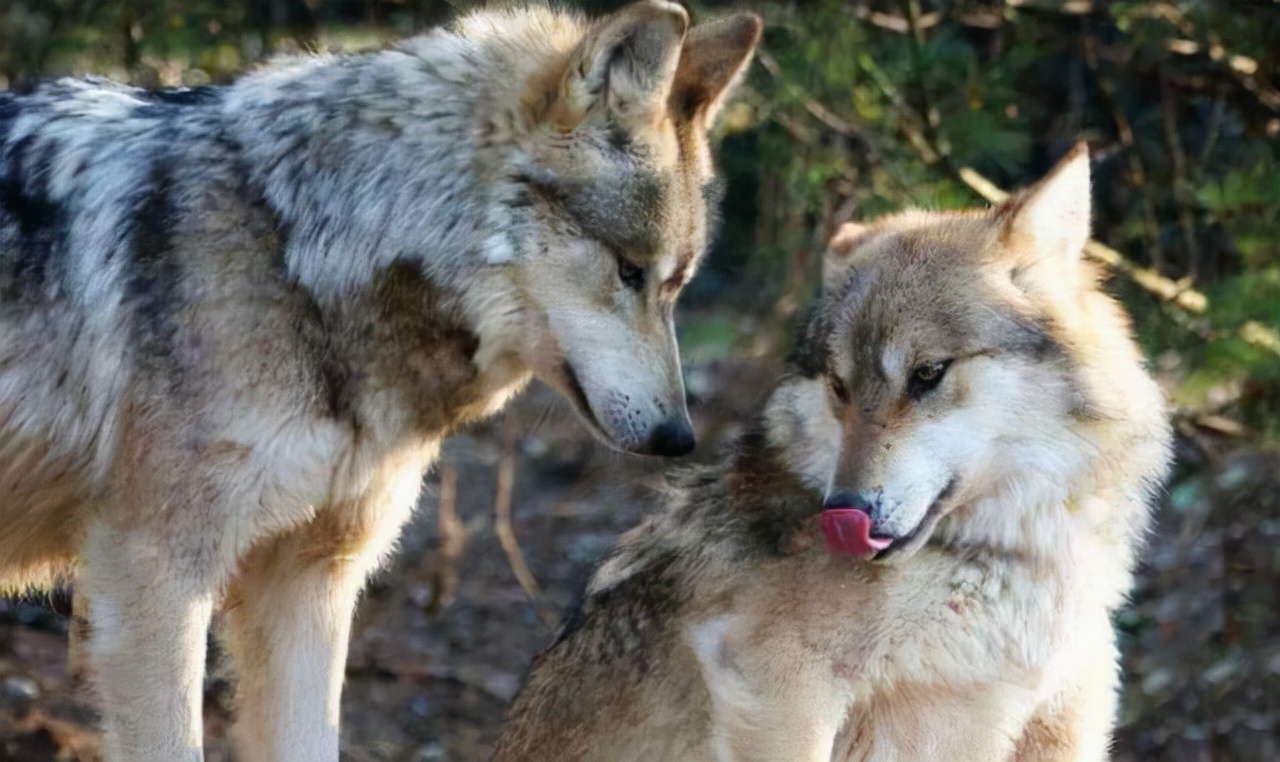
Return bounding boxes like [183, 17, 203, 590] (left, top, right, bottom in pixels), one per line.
[618, 258, 646, 292]
[828, 374, 851, 405]
[907, 360, 952, 399]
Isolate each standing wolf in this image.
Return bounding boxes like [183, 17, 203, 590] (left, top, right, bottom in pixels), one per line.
[0, 3, 760, 759]
[494, 146, 1173, 762]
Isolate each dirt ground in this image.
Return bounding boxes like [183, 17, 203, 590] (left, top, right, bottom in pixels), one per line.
[1, 361, 1277, 762]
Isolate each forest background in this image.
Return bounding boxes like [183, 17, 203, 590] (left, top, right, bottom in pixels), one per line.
[1, 1, 1277, 760]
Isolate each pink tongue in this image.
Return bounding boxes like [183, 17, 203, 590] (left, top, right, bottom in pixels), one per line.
[819, 508, 893, 557]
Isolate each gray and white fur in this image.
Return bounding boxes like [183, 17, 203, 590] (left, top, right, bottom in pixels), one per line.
[0, 3, 762, 759]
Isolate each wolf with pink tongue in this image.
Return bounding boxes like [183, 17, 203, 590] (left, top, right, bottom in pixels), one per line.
[495, 145, 1172, 762]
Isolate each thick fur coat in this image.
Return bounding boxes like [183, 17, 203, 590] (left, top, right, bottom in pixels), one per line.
[494, 147, 1173, 762]
[0, 3, 760, 759]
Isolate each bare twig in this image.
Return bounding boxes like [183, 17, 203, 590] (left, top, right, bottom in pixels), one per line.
[1163, 37, 1280, 112]
[1240, 321, 1280, 359]
[339, 740, 382, 762]
[1191, 415, 1246, 438]
[426, 465, 464, 614]
[870, 13, 1204, 315]
[494, 429, 540, 602]
[769, 111, 818, 145]
[353, 658, 521, 704]
[860, 10, 942, 35]
[1084, 36, 1165, 270]
[1160, 74, 1201, 279]
[954, 168, 1007, 203]
[755, 48, 866, 140]
[856, 51, 940, 163]
[901, 0, 949, 159]
[956, 166, 1209, 314]
[769, 12, 1209, 318]
[1006, 0, 1095, 13]
[1198, 85, 1227, 166]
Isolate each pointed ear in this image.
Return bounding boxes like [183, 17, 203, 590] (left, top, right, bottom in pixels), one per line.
[1000, 143, 1092, 271]
[822, 222, 870, 294]
[672, 12, 763, 125]
[552, 1, 689, 131]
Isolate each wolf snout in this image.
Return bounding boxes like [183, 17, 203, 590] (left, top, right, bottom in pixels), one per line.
[823, 490, 875, 513]
[819, 490, 894, 557]
[642, 415, 696, 457]
[819, 489, 896, 558]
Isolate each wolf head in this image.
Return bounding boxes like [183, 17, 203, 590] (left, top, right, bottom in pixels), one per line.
[470, 2, 761, 457]
[228, 3, 757, 455]
[765, 146, 1170, 560]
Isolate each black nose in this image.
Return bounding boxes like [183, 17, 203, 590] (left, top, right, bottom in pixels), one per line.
[645, 417, 696, 457]
[825, 490, 874, 512]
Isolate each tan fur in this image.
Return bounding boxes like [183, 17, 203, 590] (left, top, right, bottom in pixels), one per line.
[495, 146, 1172, 762]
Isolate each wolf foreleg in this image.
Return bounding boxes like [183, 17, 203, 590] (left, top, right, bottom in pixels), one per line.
[226, 445, 430, 761]
[80, 521, 214, 762]
[1014, 659, 1119, 762]
[226, 534, 367, 762]
[688, 615, 851, 762]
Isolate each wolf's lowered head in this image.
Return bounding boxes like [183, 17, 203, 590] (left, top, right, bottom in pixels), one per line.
[475, 2, 761, 457]
[766, 145, 1170, 562]
[229, 2, 760, 458]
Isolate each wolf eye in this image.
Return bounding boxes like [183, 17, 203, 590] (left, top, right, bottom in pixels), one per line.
[907, 360, 952, 399]
[617, 258, 646, 292]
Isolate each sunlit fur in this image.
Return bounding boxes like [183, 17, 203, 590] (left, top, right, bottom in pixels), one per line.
[0, 3, 759, 760]
[494, 146, 1172, 762]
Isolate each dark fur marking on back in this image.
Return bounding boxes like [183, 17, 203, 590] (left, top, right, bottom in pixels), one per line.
[145, 86, 224, 107]
[508, 188, 533, 209]
[130, 87, 224, 121]
[127, 159, 184, 367]
[211, 124, 292, 276]
[1, 132, 69, 301]
[0, 94, 19, 123]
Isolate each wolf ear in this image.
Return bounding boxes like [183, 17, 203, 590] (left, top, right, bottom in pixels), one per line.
[1000, 143, 1092, 274]
[553, 1, 689, 130]
[672, 12, 763, 125]
[822, 222, 870, 294]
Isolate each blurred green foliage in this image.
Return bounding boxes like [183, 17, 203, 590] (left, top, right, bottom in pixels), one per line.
[722, 0, 1280, 440]
[2, 0, 1278, 437]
